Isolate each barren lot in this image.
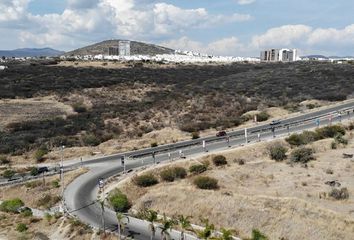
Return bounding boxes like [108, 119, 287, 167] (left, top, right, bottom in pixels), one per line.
[116, 132, 354, 240]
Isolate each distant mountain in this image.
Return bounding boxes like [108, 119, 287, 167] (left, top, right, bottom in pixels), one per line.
[65, 40, 175, 56]
[0, 48, 64, 57]
[302, 55, 354, 59]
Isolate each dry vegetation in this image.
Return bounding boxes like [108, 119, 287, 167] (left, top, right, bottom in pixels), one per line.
[1, 61, 354, 165]
[0, 168, 118, 240]
[115, 125, 354, 240]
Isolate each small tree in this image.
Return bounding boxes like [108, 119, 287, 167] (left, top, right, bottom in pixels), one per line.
[269, 144, 288, 161]
[159, 214, 177, 240]
[116, 212, 130, 239]
[178, 215, 192, 240]
[196, 218, 214, 240]
[143, 209, 159, 240]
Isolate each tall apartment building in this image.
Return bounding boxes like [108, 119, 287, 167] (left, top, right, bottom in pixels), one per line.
[260, 48, 297, 62]
[108, 41, 131, 56]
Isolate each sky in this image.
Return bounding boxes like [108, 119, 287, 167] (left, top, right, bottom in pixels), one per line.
[1, 0, 354, 57]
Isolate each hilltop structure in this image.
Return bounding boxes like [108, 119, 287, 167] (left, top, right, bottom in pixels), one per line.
[260, 48, 297, 62]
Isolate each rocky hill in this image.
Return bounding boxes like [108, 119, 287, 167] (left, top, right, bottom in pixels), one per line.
[65, 40, 175, 56]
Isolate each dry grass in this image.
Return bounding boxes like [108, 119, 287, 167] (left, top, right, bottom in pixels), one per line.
[116, 134, 354, 240]
[0, 168, 88, 209]
[0, 96, 74, 129]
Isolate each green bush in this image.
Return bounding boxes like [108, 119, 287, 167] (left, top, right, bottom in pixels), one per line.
[0, 155, 10, 165]
[329, 187, 349, 200]
[160, 169, 175, 182]
[0, 198, 24, 213]
[315, 125, 345, 139]
[36, 194, 61, 209]
[173, 167, 187, 179]
[191, 131, 200, 139]
[2, 169, 16, 179]
[82, 134, 100, 146]
[16, 223, 28, 232]
[269, 144, 288, 161]
[34, 147, 48, 162]
[256, 112, 270, 122]
[290, 147, 315, 163]
[160, 167, 187, 182]
[30, 167, 39, 176]
[108, 189, 131, 212]
[334, 134, 348, 145]
[250, 229, 268, 240]
[285, 131, 319, 146]
[212, 155, 227, 166]
[189, 164, 207, 174]
[134, 174, 158, 187]
[20, 207, 33, 217]
[150, 142, 158, 148]
[51, 179, 60, 188]
[193, 176, 219, 190]
[285, 133, 305, 146]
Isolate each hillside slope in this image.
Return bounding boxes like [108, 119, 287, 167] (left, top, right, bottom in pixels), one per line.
[0, 48, 64, 57]
[65, 40, 175, 56]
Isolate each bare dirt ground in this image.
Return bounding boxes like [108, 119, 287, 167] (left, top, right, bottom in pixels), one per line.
[0, 96, 74, 129]
[114, 128, 354, 240]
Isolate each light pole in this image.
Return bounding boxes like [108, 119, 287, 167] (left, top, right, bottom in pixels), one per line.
[202, 140, 207, 152]
[121, 156, 125, 173]
[60, 145, 65, 212]
[244, 128, 248, 144]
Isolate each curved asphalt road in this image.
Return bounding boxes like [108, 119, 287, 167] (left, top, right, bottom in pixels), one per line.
[64, 100, 354, 239]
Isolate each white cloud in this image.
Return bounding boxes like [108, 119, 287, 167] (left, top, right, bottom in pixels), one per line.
[0, 0, 251, 49]
[235, 0, 255, 5]
[161, 36, 246, 56]
[251, 25, 312, 49]
[0, 0, 29, 21]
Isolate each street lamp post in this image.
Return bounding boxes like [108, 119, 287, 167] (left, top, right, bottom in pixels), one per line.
[60, 145, 65, 212]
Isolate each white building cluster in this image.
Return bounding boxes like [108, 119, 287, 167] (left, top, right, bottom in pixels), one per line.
[260, 48, 298, 62]
[62, 51, 260, 64]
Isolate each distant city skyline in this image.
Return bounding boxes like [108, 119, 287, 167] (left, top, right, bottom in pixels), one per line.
[0, 0, 353, 57]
